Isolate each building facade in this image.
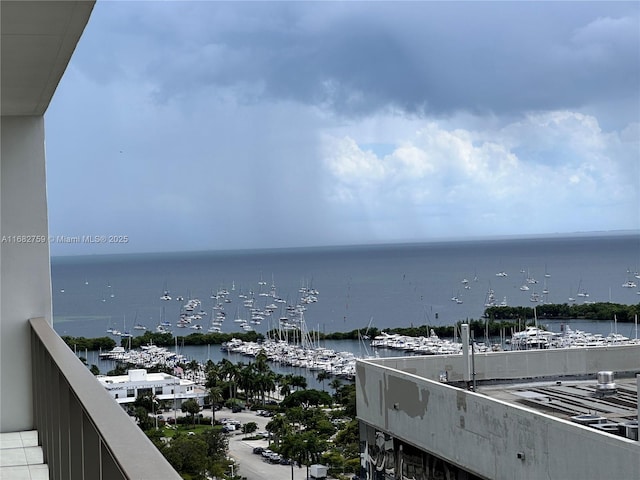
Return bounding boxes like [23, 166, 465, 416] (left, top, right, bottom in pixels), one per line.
[356, 326, 640, 480]
[97, 369, 206, 408]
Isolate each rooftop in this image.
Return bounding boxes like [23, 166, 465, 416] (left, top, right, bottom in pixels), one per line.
[97, 372, 181, 385]
[476, 375, 638, 438]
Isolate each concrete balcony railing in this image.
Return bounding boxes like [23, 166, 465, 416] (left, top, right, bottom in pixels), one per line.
[29, 317, 181, 480]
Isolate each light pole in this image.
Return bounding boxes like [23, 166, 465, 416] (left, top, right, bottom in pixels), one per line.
[304, 439, 309, 480]
[153, 395, 158, 430]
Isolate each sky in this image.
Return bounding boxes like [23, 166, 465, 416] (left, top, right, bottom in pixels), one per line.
[44, 1, 640, 255]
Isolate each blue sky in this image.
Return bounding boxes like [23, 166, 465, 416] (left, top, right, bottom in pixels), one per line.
[45, 1, 639, 255]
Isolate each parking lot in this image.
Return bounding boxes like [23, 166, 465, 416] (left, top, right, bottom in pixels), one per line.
[163, 407, 336, 480]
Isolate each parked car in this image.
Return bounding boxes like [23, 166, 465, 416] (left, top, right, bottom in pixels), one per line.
[268, 453, 282, 463]
[252, 447, 264, 454]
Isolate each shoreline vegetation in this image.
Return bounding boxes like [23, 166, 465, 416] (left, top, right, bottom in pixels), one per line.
[61, 302, 639, 351]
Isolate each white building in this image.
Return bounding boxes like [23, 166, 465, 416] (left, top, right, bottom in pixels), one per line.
[97, 369, 206, 408]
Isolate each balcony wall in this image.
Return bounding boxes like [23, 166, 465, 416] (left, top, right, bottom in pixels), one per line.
[30, 317, 181, 480]
[1, 116, 52, 432]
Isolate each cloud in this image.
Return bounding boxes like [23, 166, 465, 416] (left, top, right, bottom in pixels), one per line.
[322, 110, 638, 240]
[76, 2, 639, 122]
[44, 1, 639, 253]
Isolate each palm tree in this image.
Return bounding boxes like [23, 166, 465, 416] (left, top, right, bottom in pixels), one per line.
[279, 374, 293, 398]
[187, 359, 200, 375]
[207, 386, 223, 425]
[329, 378, 343, 398]
[266, 414, 291, 448]
[316, 371, 331, 391]
[218, 358, 238, 399]
[280, 431, 327, 479]
[204, 360, 221, 388]
[238, 363, 257, 404]
[256, 370, 276, 406]
[254, 349, 270, 374]
[290, 374, 307, 391]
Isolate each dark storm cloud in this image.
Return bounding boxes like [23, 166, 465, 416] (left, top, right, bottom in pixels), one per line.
[117, 2, 639, 120]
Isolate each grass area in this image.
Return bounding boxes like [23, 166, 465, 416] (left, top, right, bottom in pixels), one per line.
[160, 423, 220, 438]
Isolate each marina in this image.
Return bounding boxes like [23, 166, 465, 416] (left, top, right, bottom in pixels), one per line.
[54, 234, 640, 387]
[52, 235, 640, 342]
[91, 312, 639, 390]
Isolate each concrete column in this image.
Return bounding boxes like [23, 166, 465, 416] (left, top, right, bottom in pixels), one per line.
[461, 324, 470, 382]
[1, 115, 52, 432]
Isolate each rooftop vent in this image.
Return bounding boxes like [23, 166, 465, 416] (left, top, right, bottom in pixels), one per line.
[621, 421, 638, 441]
[571, 414, 607, 426]
[595, 371, 616, 396]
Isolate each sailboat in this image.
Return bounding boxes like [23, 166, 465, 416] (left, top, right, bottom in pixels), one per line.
[120, 315, 132, 338]
[576, 279, 589, 298]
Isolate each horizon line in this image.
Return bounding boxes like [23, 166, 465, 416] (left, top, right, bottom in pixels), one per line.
[49, 229, 640, 259]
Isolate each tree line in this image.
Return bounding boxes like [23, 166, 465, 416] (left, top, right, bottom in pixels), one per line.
[61, 302, 639, 353]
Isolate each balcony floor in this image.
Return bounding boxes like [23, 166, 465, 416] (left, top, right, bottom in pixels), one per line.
[0, 430, 48, 480]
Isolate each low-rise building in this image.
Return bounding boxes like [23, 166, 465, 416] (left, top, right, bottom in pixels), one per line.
[97, 369, 206, 408]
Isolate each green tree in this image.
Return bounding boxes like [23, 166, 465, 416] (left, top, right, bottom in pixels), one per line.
[133, 392, 155, 412]
[279, 374, 293, 397]
[207, 386, 223, 425]
[316, 371, 331, 391]
[266, 414, 291, 448]
[329, 378, 343, 397]
[290, 374, 307, 391]
[204, 360, 221, 388]
[336, 383, 357, 417]
[202, 428, 228, 461]
[334, 418, 360, 458]
[145, 428, 166, 452]
[106, 363, 128, 376]
[181, 398, 201, 427]
[218, 358, 238, 399]
[201, 429, 230, 477]
[187, 359, 200, 375]
[280, 431, 328, 479]
[133, 406, 154, 431]
[238, 363, 258, 404]
[242, 421, 258, 435]
[163, 433, 208, 479]
[300, 408, 336, 438]
[256, 370, 276, 406]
